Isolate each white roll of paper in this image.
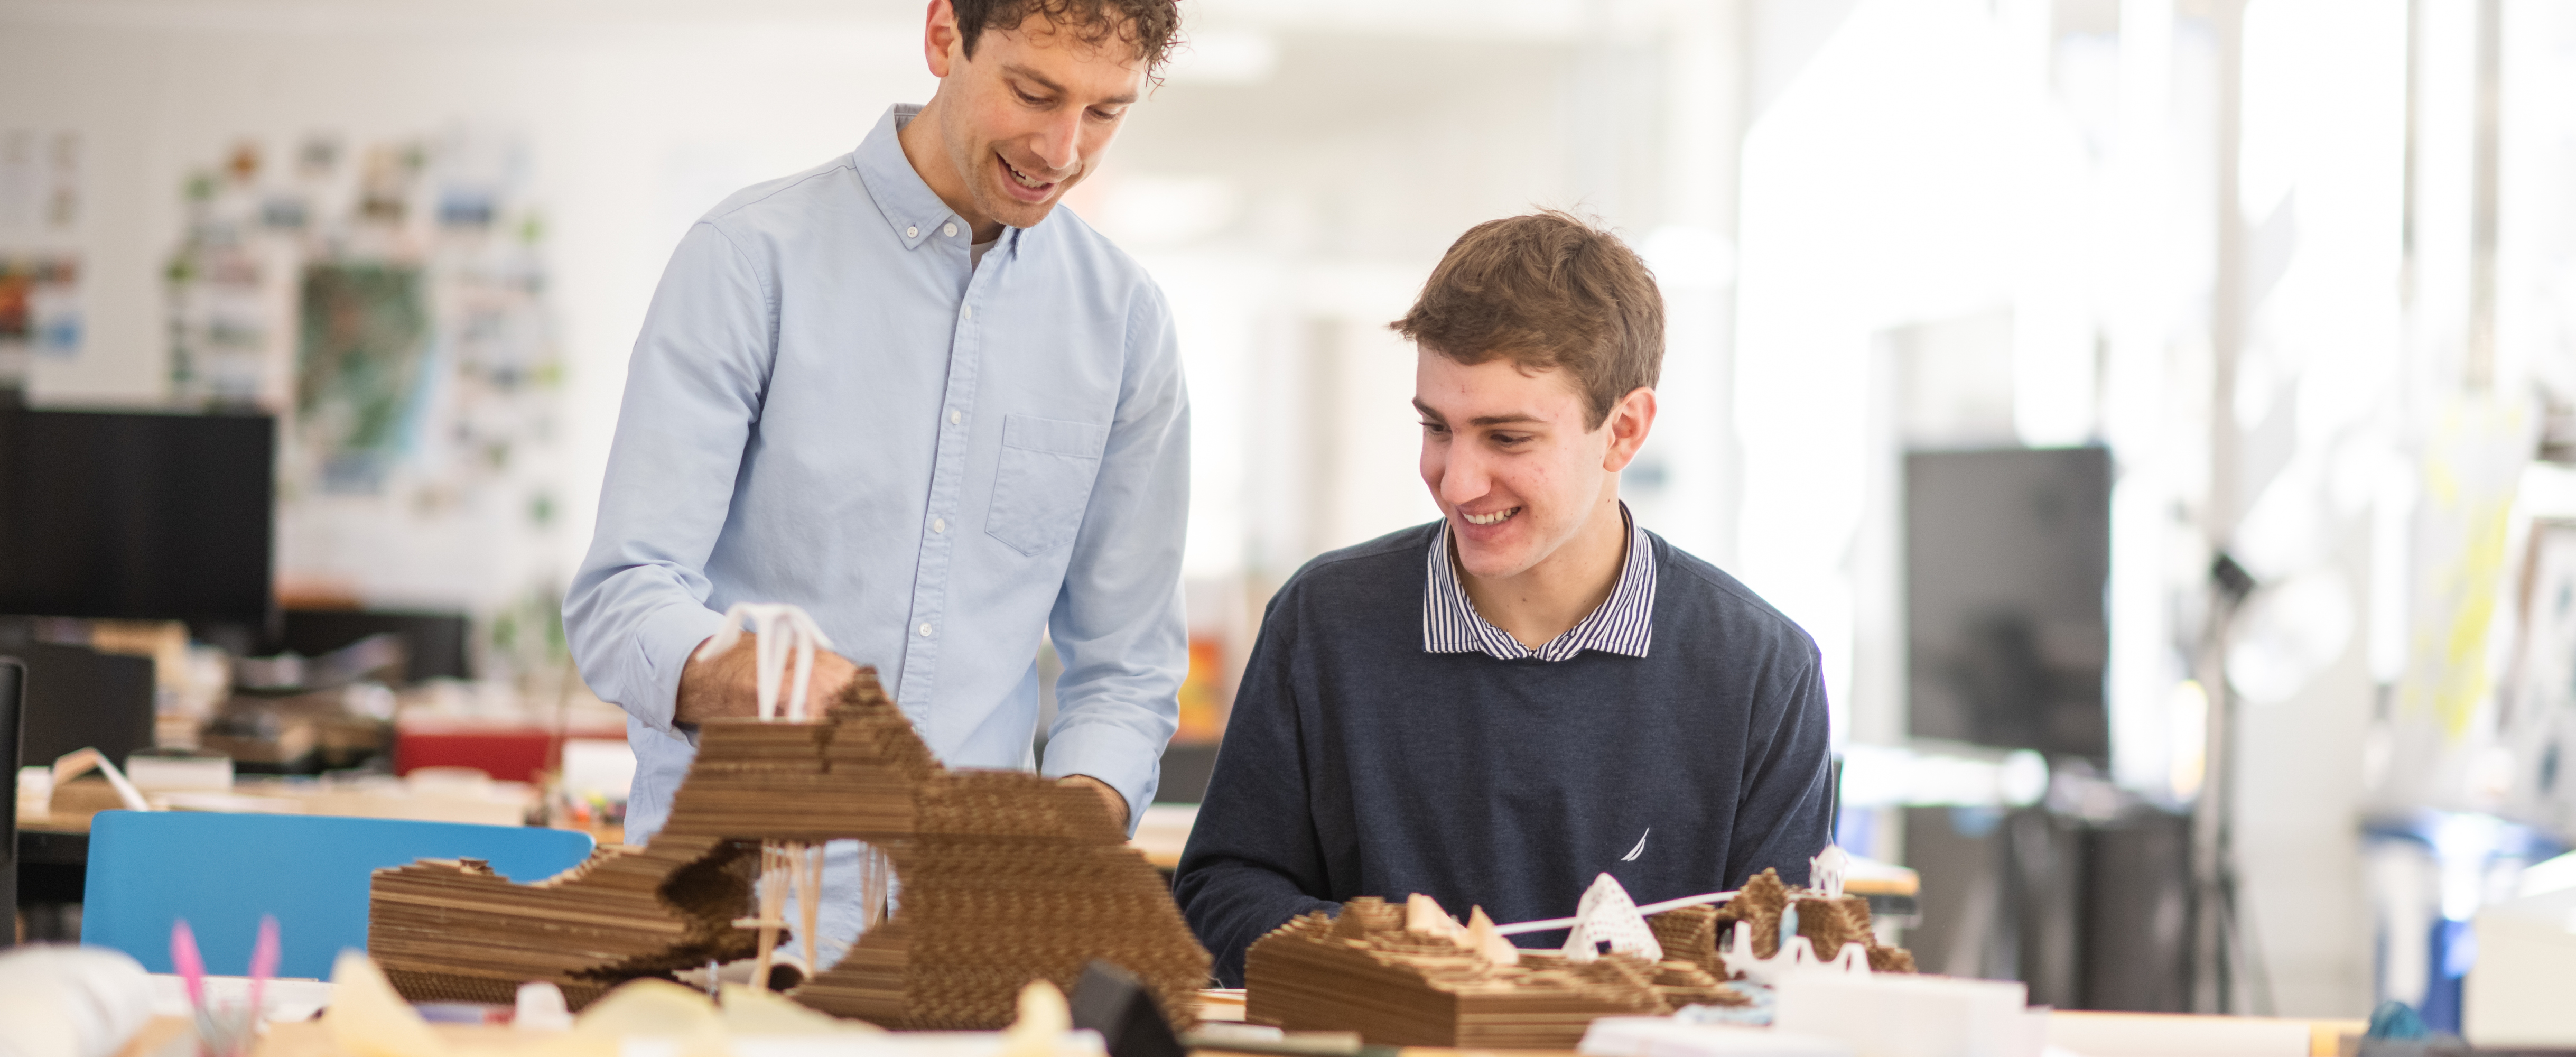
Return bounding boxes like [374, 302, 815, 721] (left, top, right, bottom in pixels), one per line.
[0, 945, 157, 1057]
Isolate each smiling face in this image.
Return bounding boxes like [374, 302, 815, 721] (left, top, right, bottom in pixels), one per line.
[912, 1, 1146, 236]
[1416, 351, 1654, 583]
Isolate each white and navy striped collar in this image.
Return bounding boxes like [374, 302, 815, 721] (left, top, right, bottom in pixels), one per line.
[1422, 503, 1657, 662]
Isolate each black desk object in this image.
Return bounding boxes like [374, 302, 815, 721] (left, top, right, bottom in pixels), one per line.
[1904, 447, 2112, 764]
[0, 658, 20, 946]
[2, 642, 152, 772]
[0, 407, 275, 626]
[280, 609, 470, 682]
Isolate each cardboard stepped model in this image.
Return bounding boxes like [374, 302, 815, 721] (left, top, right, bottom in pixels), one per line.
[1243, 869, 1913, 1049]
[367, 666, 1210, 1028]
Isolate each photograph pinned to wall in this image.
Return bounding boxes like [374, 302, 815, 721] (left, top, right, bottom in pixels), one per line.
[2383, 400, 2533, 814]
[0, 255, 80, 368]
[168, 139, 303, 406]
[0, 129, 79, 235]
[0, 129, 84, 378]
[296, 261, 431, 494]
[166, 128, 571, 683]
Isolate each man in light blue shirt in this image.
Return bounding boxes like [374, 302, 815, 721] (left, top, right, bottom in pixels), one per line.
[564, 0, 1188, 963]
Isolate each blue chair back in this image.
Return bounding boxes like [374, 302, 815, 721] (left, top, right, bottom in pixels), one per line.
[82, 811, 594, 979]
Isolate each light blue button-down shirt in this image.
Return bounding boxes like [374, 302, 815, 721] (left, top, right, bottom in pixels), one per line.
[567, 105, 1188, 865]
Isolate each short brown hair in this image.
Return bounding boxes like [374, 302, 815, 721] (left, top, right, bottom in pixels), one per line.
[1390, 210, 1663, 430]
[957, 0, 1183, 76]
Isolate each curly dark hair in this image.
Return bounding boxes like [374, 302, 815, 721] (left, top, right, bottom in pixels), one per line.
[956, 0, 1184, 75]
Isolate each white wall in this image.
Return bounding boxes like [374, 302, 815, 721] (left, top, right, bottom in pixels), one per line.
[0, 0, 937, 610]
[1, 0, 1744, 611]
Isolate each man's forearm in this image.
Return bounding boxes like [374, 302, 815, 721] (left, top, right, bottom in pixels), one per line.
[674, 632, 860, 726]
[1058, 773, 1129, 831]
[566, 573, 728, 737]
[1038, 712, 1170, 833]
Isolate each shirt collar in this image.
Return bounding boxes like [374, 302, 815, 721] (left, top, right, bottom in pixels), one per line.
[855, 104, 1030, 262]
[1422, 503, 1658, 662]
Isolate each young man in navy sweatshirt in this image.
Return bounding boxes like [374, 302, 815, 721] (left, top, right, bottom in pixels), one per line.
[1170, 211, 1835, 986]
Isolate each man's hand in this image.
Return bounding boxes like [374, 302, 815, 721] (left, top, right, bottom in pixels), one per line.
[1058, 774, 1130, 831]
[675, 633, 861, 725]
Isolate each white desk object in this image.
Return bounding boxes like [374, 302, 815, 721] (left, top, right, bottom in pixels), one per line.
[1580, 1017, 1854, 1057]
[1773, 972, 2043, 1057]
[147, 975, 335, 1023]
[2466, 882, 2576, 1047]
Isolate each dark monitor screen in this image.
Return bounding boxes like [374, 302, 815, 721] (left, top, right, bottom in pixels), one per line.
[1904, 446, 2111, 763]
[4, 640, 153, 770]
[0, 407, 275, 625]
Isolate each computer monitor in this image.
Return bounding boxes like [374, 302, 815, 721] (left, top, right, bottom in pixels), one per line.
[0, 407, 276, 625]
[1904, 446, 2112, 763]
[2, 639, 153, 771]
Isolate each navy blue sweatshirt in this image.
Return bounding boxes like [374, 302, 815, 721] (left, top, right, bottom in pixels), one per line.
[1170, 522, 1834, 986]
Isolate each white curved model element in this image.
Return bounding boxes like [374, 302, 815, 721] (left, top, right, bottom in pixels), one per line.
[1495, 887, 1742, 937]
[1721, 915, 1872, 985]
[696, 601, 840, 982]
[1561, 874, 1664, 963]
[698, 602, 837, 721]
[1810, 845, 1850, 900]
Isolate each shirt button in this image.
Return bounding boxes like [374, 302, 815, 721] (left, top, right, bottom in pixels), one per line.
[932, 518, 946, 533]
[943, 222, 957, 237]
[961, 304, 973, 321]
[918, 623, 934, 637]
[906, 225, 919, 238]
[949, 410, 962, 425]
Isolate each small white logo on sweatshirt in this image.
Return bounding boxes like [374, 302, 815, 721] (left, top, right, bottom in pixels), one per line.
[1620, 828, 1651, 862]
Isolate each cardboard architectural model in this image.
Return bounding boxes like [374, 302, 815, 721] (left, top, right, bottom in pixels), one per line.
[1244, 896, 1736, 1049]
[1243, 870, 1914, 1048]
[1700, 868, 1915, 975]
[367, 666, 1210, 1028]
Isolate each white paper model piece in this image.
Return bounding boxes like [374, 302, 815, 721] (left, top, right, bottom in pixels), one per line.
[1809, 846, 1850, 900]
[699, 602, 838, 720]
[1773, 972, 2043, 1057]
[1719, 916, 1871, 986]
[513, 982, 573, 1031]
[1579, 1016, 1855, 1057]
[51, 747, 151, 813]
[1561, 874, 1664, 963]
[700, 602, 845, 985]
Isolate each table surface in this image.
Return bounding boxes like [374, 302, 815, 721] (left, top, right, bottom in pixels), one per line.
[20, 802, 1188, 866]
[116, 993, 1277, 1057]
[117, 1015, 2369, 1057]
[109, 982, 2364, 1057]
[121, 1018, 1554, 1057]
[20, 807, 92, 834]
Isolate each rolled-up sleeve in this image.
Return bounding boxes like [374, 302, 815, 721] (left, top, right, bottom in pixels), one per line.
[1037, 284, 1190, 829]
[564, 221, 775, 735]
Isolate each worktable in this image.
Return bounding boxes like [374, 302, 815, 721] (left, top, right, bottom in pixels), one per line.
[107, 985, 2365, 1057]
[20, 801, 1193, 873]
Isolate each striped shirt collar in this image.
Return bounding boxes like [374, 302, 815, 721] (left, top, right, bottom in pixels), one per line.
[1422, 503, 1657, 662]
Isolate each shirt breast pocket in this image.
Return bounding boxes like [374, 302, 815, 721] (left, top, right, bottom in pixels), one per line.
[985, 413, 1110, 557]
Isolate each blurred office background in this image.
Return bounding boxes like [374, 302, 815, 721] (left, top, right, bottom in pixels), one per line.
[6, 0, 2576, 1028]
